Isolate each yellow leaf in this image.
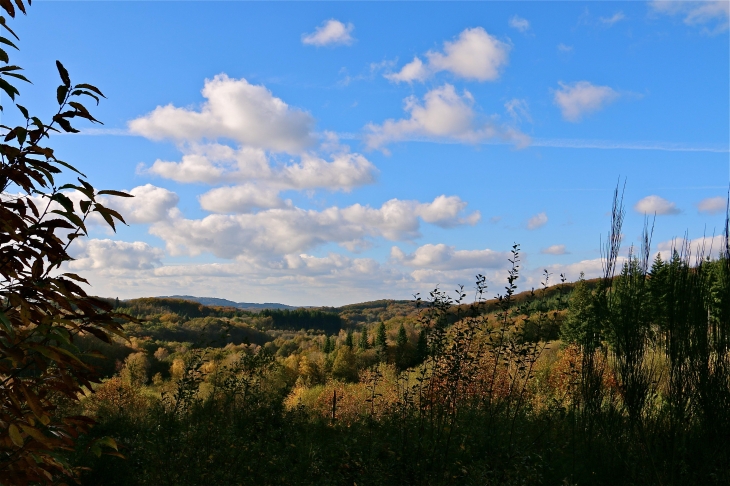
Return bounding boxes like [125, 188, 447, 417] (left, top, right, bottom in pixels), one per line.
[20, 424, 52, 447]
[8, 424, 23, 447]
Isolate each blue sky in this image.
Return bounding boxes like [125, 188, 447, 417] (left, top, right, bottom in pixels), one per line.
[7, 1, 729, 305]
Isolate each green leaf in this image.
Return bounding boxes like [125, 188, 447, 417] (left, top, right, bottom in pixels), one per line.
[0, 76, 18, 100]
[55, 60, 70, 87]
[51, 192, 74, 213]
[3, 71, 29, 82]
[97, 189, 133, 198]
[56, 85, 68, 105]
[74, 83, 106, 98]
[15, 125, 25, 145]
[15, 103, 27, 118]
[55, 117, 78, 133]
[71, 89, 99, 105]
[0, 34, 17, 49]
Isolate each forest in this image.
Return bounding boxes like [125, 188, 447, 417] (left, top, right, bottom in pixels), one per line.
[0, 1, 728, 484]
[71, 198, 730, 485]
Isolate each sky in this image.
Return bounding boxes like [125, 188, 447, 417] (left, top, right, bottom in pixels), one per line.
[5, 1, 729, 306]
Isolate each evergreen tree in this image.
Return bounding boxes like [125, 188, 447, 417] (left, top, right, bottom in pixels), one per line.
[375, 322, 387, 349]
[396, 324, 407, 349]
[345, 329, 354, 349]
[560, 273, 594, 345]
[358, 327, 370, 350]
[648, 253, 668, 329]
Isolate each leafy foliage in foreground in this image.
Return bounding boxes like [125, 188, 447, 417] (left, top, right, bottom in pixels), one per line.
[0, 2, 131, 483]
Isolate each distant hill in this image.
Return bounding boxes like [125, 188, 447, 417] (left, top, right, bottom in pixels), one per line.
[161, 295, 298, 311]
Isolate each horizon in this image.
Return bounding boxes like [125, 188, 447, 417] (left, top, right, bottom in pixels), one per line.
[11, 1, 729, 306]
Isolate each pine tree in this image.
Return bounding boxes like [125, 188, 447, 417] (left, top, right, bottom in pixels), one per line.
[345, 329, 354, 349]
[560, 273, 594, 345]
[358, 327, 370, 350]
[396, 324, 407, 349]
[376, 322, 387, 348]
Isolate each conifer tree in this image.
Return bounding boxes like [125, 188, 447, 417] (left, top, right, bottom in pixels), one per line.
[358, 327, 370, 350]
[396, 324, 408, 349]
[376, 322, 387, 349]
[560, 273, 595, 345]
[323, 335, 333, 353]
[345, 329, 354, 349]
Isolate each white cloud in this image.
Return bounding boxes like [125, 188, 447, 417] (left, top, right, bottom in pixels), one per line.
[68, 239, 164, 272]
[553, 81, 620, 122]
[144, 143, 377, 195]
[540, 257, 622, 283]
[505, 98, 532, 123]
[385, 27, 510, 83]
[557, 43, 573, 52]
[302, 19, 355, 46]
[199, 184, 289, 213]
[527, 212, 548, 230]
[541, 244, 568, 255]
[128, 75, 315, 153]
[150, 195, 480, 259]
[600, 11, 626, 25]
[697, 196, 727, 214]
[384, 57, 429, 83]
[391, 243, 508, 270]
[145, 145, 270, 184]
[365, 84, 528, 149]
[634, 195, 681, 215]
[656, 234, 726, 260]
[105, 184, 179, 224]
[651, 1, 729, 34]
[509, 15, 531, 32]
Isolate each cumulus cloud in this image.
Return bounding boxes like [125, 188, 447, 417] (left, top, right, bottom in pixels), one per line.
[554, 81, 620, 122]
[128, 75, 315, 153]
[365, 84, 528, 149]
[527, 212, 548, 230]
[651, 1, 729, 34]
[385, 27, 510, 83]
[68, 239, 164, 272]
[149, 195, 480, 259]
[199, 184, 289, 213]
[384, 57, 429, 83]
[634, 195, 681, 215]
[391, 243, 508, 270]
[509, 15, 531, 32]
[541, 244, 568, 255]
[302, 19, 355, 46]
[105, 184, 179, 224]
[697, 196, 727, 214]
[600, 11, 626, 25]
[655, 234, 726, 260]
[145, 143, 377, 193]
